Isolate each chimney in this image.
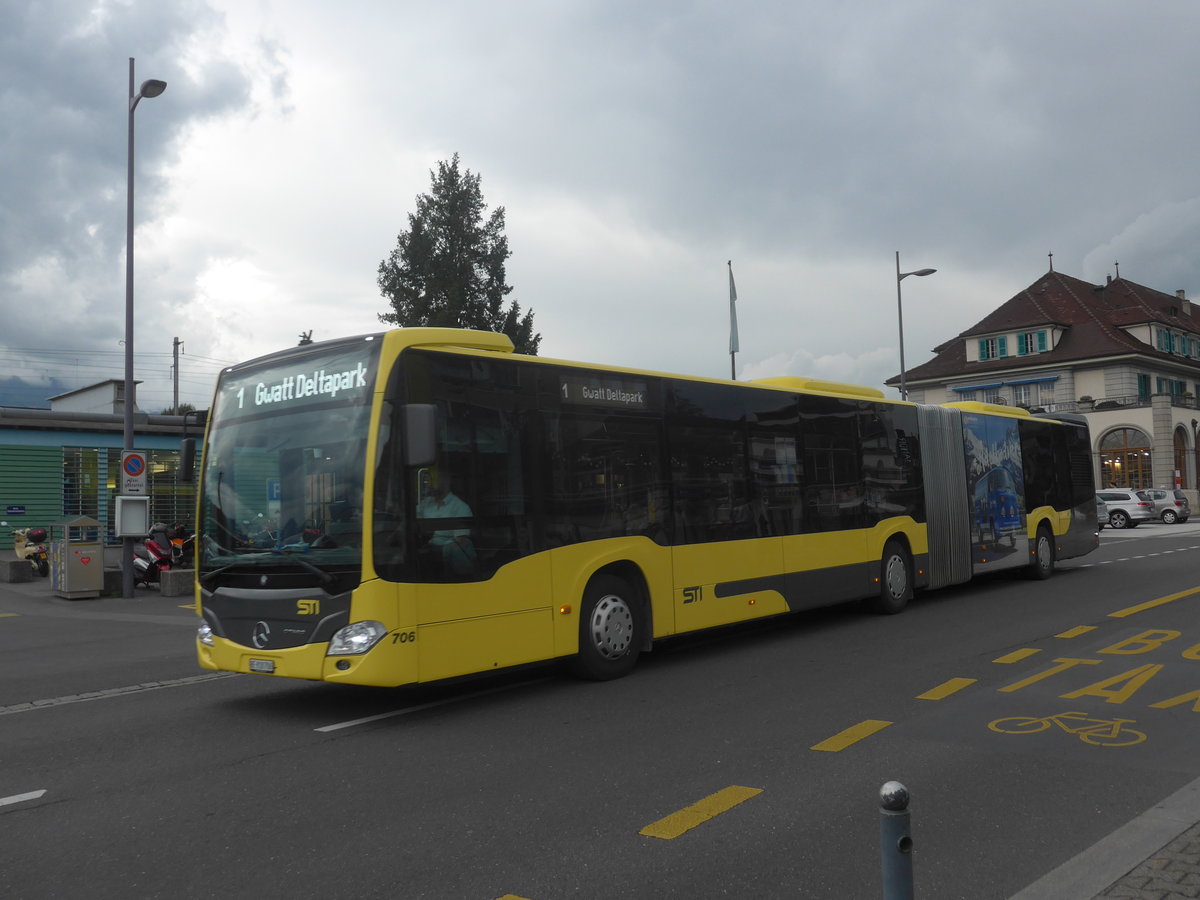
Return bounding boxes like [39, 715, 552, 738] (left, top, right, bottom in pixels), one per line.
[1179, 289, 1190, 315]
[1106, 275, 1113, 285]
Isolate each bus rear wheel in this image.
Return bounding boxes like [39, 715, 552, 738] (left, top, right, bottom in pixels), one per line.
[1026, 525, 1055, 580]
[570, 573, 642, 681]
[870, 540, 912, 615]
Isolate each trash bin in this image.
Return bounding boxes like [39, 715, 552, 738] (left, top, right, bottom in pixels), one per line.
[50, 515, 104, 600]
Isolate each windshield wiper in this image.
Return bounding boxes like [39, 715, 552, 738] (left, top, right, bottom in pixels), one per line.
[268, 547, 335, 584]
[200, 547, 334, 586]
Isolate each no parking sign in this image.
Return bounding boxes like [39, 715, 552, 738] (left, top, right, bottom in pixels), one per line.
[121, 451, 147, 494]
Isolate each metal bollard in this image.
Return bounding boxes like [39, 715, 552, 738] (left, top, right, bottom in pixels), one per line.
[879, 780, 914, 900]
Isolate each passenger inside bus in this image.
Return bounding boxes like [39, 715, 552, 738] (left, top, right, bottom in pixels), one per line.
[417, 474, 476, 576]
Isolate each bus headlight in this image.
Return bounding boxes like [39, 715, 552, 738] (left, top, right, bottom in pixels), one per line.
[197, 621, 214, 646]
[327, 621, 387, 656]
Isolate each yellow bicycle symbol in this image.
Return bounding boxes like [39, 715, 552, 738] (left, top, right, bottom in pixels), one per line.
[988, 710, 1147, 747]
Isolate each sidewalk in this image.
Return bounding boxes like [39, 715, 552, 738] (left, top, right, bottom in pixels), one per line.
[1012, 773, 1200, 899]
[0, 545, 172, 600]
[1095, 820, 1200, 898]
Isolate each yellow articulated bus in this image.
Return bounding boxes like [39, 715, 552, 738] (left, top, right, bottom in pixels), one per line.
[193, 328, 1098, 686]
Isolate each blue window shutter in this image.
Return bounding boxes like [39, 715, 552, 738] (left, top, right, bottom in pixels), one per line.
[1037, 330, 1048, 352]
[1017, 334, 1027, 355]
[998, 336, 1008, 357]
[978, 339, 988, 360]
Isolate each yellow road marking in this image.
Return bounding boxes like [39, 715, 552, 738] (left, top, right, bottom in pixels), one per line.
[811, 719, 892, 752]
[0, 613, 18, 618]
[1109, 586, 1200, 618]
[1055, 625, 1097, 638]
[496, 895, 533, 900]
[639, 785, 763, 840]
[994, 648, 1040, 664]
[917, 677, 976, 700]
[998, 657, 1100, 692]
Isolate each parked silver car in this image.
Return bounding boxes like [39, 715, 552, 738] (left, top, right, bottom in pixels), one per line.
[1143, 488, 1191, 524]
[1095, 489, 1155, 529]
[1096, 495, 1110, 529]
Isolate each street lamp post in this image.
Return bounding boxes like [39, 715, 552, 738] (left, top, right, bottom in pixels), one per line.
[895, 251, 936, 402]
[123, 58, 167, 599]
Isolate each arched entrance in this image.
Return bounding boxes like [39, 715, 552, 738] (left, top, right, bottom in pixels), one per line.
[1099, 427, 1153, 489]
[1174, 426, 1190, 489]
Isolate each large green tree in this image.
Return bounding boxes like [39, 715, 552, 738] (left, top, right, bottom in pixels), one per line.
[377, 154, 541, 354]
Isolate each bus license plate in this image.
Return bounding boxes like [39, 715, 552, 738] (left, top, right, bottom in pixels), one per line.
[249, 659, 276, 674]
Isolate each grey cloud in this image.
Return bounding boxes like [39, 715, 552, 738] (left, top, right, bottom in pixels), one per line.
[0, 0, 260, 352]
[421, 1, 1200, 274]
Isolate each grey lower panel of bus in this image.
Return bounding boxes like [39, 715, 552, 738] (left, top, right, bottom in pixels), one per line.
[714, 553, 931, 613]
[1057, 501, 1100, 562]
[917, 404, 973, 590]
[202, 585, 352, 650]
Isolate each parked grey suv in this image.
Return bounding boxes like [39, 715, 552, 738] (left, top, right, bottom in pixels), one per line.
[1096, 489, 1155, 529]
[1143, 488, 1191, 524]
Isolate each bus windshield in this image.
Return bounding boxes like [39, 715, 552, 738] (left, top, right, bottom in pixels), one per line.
[198, 338, 381, 582]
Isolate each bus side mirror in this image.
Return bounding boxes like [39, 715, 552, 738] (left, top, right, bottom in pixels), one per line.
[178, 409, 207, 484]
[179, 438, 197, 483]
[403, 404, 437, 467]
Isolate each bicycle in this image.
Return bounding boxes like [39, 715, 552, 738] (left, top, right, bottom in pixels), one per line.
[988, 710, 1146, 747]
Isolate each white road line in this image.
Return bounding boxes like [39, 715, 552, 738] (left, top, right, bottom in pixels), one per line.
[0, 790, 46, 808]
[1077, 542, 1200, 568]
[0, 672, 237, 717]
[315, 678, 549, 733]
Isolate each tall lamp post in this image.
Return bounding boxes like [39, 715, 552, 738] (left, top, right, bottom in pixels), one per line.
[895, 251, 936, 402]
[123, 58, 167, 599]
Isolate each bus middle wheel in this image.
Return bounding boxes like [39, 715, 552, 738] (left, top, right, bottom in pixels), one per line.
[870, 540, 912, 615]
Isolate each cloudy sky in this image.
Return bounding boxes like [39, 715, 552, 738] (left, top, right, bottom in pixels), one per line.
[3, 0, 1200, 412]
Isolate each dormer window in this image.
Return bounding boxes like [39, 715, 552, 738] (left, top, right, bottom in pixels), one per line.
[1017, 330, 1048, 355]
[978, 337, 1008, 360]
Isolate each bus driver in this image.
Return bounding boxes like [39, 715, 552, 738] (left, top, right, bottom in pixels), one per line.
[417, 475, 476, 576]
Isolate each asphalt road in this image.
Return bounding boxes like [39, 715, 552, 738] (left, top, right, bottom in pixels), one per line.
[2, 523, 1199, 899]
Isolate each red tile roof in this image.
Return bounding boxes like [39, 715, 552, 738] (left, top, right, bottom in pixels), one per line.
[889, 270, 1200, 386]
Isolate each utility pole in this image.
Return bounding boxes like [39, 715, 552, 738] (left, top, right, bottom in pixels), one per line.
[172, 336, 184, 412]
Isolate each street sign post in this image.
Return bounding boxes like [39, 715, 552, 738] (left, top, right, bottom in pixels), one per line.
[120, 451, 148, 495]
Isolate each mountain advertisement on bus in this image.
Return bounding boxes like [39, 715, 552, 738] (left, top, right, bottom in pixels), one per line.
[962, 412, 1028, 571]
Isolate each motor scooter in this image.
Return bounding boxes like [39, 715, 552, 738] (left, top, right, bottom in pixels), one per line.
[3, 522, 49, 577]
[168, 524, 195, 568]
[133, 522, 174, 587]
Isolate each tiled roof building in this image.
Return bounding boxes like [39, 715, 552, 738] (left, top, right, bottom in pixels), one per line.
[887, 269, 1200, 494]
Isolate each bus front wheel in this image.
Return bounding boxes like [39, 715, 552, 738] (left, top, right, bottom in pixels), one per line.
[870, 540, 912, 615]
[570, 574, 642, 681]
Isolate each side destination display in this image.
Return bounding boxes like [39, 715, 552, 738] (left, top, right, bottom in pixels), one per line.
[559, 374, 650, 410]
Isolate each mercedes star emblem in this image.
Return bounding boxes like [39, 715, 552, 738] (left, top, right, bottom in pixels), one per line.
[251, 620, 271, 649]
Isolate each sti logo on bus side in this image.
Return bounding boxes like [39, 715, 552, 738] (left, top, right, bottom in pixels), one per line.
[682, 586, 702, 604]
[297, 599, 320, 615]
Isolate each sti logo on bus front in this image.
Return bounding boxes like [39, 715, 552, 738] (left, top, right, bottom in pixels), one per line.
[237, 362, 370, 409]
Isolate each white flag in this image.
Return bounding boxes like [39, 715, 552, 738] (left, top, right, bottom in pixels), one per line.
[728, 261, 739, 355]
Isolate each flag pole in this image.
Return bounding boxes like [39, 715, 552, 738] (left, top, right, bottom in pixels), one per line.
[728, 260, 739, 380]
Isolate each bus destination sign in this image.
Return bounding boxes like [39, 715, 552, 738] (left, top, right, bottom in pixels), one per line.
[559, 375, 649, 410]
[217, 343, 380, 421]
